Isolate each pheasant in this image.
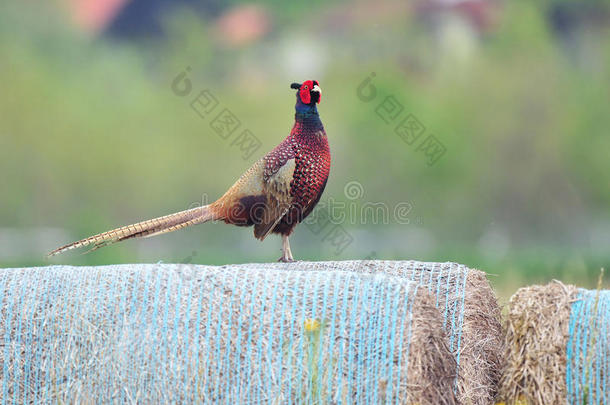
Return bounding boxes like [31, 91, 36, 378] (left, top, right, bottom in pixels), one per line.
[48, 80, 330, 262]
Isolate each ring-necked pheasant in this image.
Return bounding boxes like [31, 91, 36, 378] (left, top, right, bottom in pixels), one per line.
[48, 80, 330, 262]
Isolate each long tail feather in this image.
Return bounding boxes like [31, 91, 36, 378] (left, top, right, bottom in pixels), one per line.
[47, 205, 215, 257]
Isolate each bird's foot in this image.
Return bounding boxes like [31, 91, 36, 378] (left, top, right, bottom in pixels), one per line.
[279, 235, 295, 263]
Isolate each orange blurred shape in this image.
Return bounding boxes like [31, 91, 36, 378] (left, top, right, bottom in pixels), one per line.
[214, 4, 271, 47]
[65, 0, 129, 33]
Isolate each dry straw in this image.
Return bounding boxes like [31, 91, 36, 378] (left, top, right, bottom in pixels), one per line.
[499, 278, 609, 405]
[0, 264, 457, 404]
[234, 260, 503, 405]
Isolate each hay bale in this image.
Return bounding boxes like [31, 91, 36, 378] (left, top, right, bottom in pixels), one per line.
[0, 264, 457, 404]
[499, 280, 610, 404]
[230, 260, 503, 404]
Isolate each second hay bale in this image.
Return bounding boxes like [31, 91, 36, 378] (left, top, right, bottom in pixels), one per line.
[499, 280, 610, 405]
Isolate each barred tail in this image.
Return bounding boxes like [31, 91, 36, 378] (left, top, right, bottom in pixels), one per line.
[47, 205, 216, 257]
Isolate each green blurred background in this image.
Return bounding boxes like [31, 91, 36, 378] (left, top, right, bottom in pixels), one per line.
[1, 0, 609, 298]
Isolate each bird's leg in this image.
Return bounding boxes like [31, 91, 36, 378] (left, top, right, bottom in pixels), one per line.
[279, 234, 295, 262]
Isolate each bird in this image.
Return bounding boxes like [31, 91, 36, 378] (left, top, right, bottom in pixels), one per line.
[48, 80, 330, 262]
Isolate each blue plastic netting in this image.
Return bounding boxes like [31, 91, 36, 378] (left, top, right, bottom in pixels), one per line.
[0, 264, 456, 404]
[566, 288, 610, 404]
[225, 260, 502, 404]
[227, 261, 471, 356]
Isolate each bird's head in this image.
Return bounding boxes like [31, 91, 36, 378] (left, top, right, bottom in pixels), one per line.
[291, 80, 321, 108]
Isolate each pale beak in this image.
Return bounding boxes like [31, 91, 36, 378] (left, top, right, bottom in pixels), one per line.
[312, 84, 322, 95]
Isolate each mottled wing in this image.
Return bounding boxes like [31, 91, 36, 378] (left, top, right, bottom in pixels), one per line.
[253, 158, 295, 240]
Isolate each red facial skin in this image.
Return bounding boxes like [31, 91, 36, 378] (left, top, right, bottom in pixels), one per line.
[299, 80, 321, 104]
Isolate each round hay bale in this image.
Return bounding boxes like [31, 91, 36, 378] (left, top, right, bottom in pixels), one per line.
[499, 280, 610, 405]
[230, 260, 503, 404]
[0, 264, 457, 404]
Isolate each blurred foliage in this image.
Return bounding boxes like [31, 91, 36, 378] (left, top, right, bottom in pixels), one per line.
[1, 0, 609, 298]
